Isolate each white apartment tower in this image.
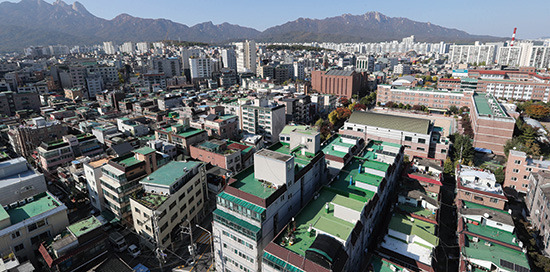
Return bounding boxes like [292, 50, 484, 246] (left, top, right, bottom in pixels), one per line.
[222, 48, 237, 70]
[189, 57, 213, 80]
[236, 40, 257, 74]
[103, 41, 117, 55]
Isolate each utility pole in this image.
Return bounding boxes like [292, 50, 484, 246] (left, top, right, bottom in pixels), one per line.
[196, 224, 215, 270]
[181, 219, 196, 263]
[152, 211, 165, 272]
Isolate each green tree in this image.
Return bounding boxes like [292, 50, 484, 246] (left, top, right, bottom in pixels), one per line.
[453, 133, 474, 164]
[525, 104, 550, 119]
[449, 105, 459, 114]
[315, 118, 324, 128]
[328, 111, 338, 125]
[443, 157, 455, 175]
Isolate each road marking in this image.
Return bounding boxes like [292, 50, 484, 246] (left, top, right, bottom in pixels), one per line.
[189, 245, 209, 272]
[196, 231, 211, 244]
[206, 262, 213, 272]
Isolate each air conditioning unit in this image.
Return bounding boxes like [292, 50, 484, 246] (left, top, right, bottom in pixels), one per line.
[472, 237, 479, 243]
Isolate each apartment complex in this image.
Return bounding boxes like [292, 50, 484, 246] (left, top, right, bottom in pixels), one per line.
[213, 128, 328, 272]
[448, 43, 497, 65]
[130, 161, 207, 249]
[279, 95, 313, 124]
[339, 111, 450, 161]
[311, 70, 368, 99]
[456, 165, 507, 210]
[8, 117, 68, 158]
[240, 100, 286, 143]
[470, 93, 515, 156]
[262, 141, 404, 272]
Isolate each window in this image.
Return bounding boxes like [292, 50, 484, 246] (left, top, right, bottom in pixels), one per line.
[464, 192, 471, 196]
[14, 244, 24, 252]
[514, 160, 521, 164]
[474, 196, 484, 201]
[11, 231, 20, 239]
[134, 207, 141, 214]
[418, 138, 426, 144]
[522, 184, 529, 188]
[441, 149, 447, 154]
[523, 175, 529, 180]
[511, 177, 518, 181]
[417, 147, 425, 151]
[404, 136, 412, 141]
[490, 198, 498, 203]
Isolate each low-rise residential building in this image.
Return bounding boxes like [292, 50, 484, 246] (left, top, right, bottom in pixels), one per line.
[84, 157, 111, 212]
[190, 140, 254, 173]
[155, 122, 208, 155]
[117, 117, 150, 137]
[340, 111, 450, 161]
[130, 161, 207, 249]
[525, 171, 550, 256]
[457, 203, 530, 272]
[456, 165, 508, 210]
[191, 114, 239, 140]
[38, 216, 108, 272]
[407, 157, 444, 200]
[0, 192, 69, 264]
[321, 134, 364, 176]
[0, 157, 47, 206]
[504, 150, 549, 195]
[262, 141, 404, 272]
[36, 134, 103, 174]
[376, 85, 473, 111]
[279, 95, 313, 124]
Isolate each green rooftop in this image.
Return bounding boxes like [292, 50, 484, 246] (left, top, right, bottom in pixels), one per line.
[229, 166, 278, 199]
[67, 216, 103, 237]
[336, 159, 385, 189]
[268, 142, 314, 166]
[6, 192, 63, 225]
[473, 93, 508, 117]
[118, 156, 142, 168]
[135, 193, 169, 209]
[0, 206, 9, 223]
[388, 213, 438, 246]
[276, 188, 358, 256]
[466, 222, 518, 246]
[134, 146, 156, 155]
[347, 111, 431, 135]
[322, 135, 356, 158]
[462, 201, 507, 213]
[141, 161, 201, 187]
[369, 256, 405, 272]
[462, 235, 530, 271]
[362, 141, 401, 160]
[397, 203, 436, 221]
[178, 128, 205, 138]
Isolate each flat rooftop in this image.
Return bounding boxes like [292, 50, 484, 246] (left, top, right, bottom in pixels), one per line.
[276, 187, 363, 257]
[5, 192, 63, 226]
[322, 135, 356, 158]
[462, 234, 529, 271]
[67, 216, 102, 237]
[347, 111, 431, 135]
[257, 148, 293, 162]
[229, 166, 278, 199]
[268, 142, 313, 166]
[473, 93, 510, 118]
[141, 161, 201, 187]
[88, 157, 110, 168]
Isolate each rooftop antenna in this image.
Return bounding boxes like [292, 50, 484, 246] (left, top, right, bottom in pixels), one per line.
[511, 28, 517, 46]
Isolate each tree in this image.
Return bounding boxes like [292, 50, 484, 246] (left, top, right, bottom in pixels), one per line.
[354, 103, 367, 111]
[328, 111, 338, 125]
[449, 105, 459, 115]
[339, 97, 350, 107]
[348, 102, 357, 111]
[315, 118, 324, 128]
[443, 157, 455, 175]
[461, 114, 474, 138]
[494, 168, 505, 184]
[525, 104, 550, 119]
[385, 101, 395, 108]
[453, 133, 474, 165]
[412, 104, 423, 111]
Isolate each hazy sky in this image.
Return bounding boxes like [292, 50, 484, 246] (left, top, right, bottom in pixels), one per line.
[42, 0, 550, 39]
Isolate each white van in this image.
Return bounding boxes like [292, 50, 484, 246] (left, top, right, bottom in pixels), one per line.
[108, 231, 127, 252]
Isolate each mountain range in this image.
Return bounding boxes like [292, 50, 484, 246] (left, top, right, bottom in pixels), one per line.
[0, 0, 503, 52]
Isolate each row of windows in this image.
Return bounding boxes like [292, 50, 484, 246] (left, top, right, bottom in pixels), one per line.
[223, 243, 254, 263]
[216, 197, 264, 222]
[222, 230, 254, 250]
[223, 256, 252, 272]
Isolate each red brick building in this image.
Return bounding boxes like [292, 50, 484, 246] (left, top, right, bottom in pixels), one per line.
[311, 69, 368, 98]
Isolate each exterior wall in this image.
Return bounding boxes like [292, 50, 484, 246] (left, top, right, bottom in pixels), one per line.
[8, 123, 68, 158]
[131, 167, 206, 249]
[84, 163, 105, 212]
[0, 159, 47, 206]
[37, 145, 74, 173]
[376, 85, 472, 110]
[189, 145, 242, 172]
[470, 112, 515, 156]
[504, 150, 542, 194]
[0, 195, 69, 264]
[311, 70, 366, 99]
[525, 174, 550, 255]
[456, 188, 506, 210]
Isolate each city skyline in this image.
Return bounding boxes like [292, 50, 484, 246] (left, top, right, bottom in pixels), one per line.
[36, 0, 550, 39]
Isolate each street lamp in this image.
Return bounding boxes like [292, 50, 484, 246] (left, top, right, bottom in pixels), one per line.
[196, 224, 215, 270]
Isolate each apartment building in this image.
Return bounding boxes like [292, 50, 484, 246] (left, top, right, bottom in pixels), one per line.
[84, 157, 111, 212]
[240, 99, 286, 143]
[262, 141, 404, 272]
[155, 122, 208, 155]
[190, 114, 239, 140]
[457, 203, 530, 272]
[525, 171, 550, 255]
[8, 117, 68, 158]
[448, 43, 497, 64]
[130, 161, 207, 249]
[100, 147, 168, 224]
[470, 93, 515, 156]
[235, 40, 257, 74]
[376, 84, 473, 110]
[321, 134, 364, 176]
[0, 191, 69, 264]
[117, 117, 150, 137]
[279, 95, 313, 124]
[0, 91, 41, 116]
[311, 69, 368, 99]
[213, 129, 328, 272]
[503, 150, 549, 195]
[456, 165, 507, 210]
[339, 111, 450, 161]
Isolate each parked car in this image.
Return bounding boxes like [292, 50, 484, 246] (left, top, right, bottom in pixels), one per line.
[128, 244, 141, 258]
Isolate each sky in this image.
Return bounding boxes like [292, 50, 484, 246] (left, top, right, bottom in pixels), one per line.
[42, 0, 550, 39]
